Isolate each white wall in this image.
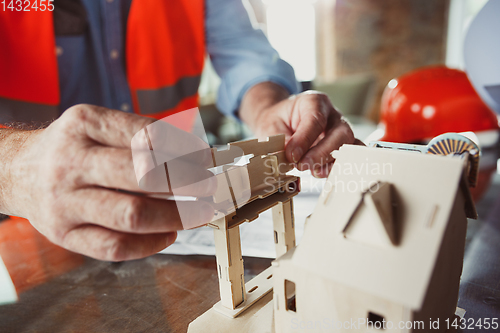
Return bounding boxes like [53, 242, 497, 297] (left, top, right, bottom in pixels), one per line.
[446, 0, 488, 69]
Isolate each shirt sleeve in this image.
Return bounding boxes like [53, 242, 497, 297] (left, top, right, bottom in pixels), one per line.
[205, 0, 301, 117]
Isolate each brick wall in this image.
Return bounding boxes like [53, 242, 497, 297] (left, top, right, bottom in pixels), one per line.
[325, 0, 450, 120]
[247, 0, 450, 121]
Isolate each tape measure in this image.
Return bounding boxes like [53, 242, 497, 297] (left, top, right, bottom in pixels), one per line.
[426, 133, 480, 187]
[370, 133, 481, 187]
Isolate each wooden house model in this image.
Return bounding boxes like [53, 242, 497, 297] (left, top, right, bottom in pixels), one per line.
[189, 133, 478, 333]
[272, 140, 477, 332]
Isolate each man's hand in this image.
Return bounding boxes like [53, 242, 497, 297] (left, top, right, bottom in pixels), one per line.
[0, 105, 215, 261]
[240, 82, 358, 178]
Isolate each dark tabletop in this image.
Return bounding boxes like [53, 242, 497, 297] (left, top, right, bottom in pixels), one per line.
[0, 177, 499, 333]
[0, 217, 271, 333]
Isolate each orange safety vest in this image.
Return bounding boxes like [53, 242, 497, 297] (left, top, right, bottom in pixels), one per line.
[0, 0, 205, 124]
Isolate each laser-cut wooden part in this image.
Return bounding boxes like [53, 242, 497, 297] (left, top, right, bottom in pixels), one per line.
[189, 134, 299, 332]
[211, 134, 286, 167]
[366, 182, 398, 245]
[209, 188, 298, 313]
[342, 181, 400, 247]
[213, 266, 275, 318]
[247, 154, 279, 190]
[213, 151, 293, 197]
[211, 165, 251, 209]
[272, 199, 296, 258]
[207, 134, 295, 219]
[208, 135, 299, 311]
[231, 134, 286, 156]
[223, 186, 299, 230]
[212, 217, 246, 309]
[188, 292, 275, 333]
[207, 176, 299, 228]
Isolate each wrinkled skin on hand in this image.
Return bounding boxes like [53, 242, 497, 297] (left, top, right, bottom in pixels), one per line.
[3, 105, 215, 261]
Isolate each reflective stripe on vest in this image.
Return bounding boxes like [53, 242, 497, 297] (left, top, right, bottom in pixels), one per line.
[0, 97, 60, 125]
[0, 0, 205, 123]
[136, 75, 201, 115]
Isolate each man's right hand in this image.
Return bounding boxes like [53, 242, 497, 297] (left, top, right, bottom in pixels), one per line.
[0, 104, 216, 261]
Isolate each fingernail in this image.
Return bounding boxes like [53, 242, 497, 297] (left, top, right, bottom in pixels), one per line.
[292, 147, 303, 163]
[313, 166, 322, 178]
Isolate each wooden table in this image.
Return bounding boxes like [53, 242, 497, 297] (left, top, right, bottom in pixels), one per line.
[1, 178, 500, 332]
[0, 218, 271, 332]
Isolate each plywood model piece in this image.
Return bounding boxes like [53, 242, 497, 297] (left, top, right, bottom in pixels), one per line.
[191, 134, 299, 323]
[189, 133, 478, 333]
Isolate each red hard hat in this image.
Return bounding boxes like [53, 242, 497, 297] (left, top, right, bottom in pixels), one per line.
[379, 66, 499, 143]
